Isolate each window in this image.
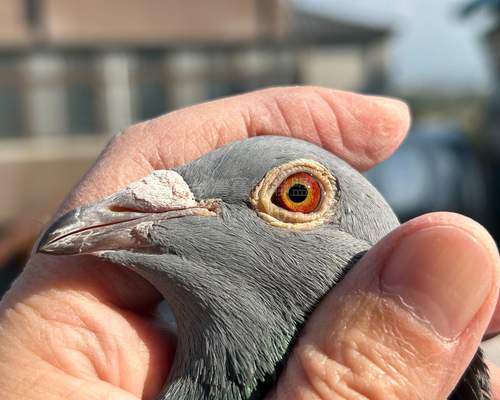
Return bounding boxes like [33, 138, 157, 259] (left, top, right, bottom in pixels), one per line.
[0, 55, 23, 137]
[64, 51, 101, 134]
[134, 50, 168, 121]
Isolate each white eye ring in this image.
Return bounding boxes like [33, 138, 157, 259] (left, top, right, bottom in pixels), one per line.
[250, 159, 338, 229]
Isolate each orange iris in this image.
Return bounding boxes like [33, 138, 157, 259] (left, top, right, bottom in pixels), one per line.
[272, 172, 322, 213]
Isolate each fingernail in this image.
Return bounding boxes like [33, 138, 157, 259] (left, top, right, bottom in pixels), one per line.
[370, 95, 409, 114]
[381, 226, 493, 338]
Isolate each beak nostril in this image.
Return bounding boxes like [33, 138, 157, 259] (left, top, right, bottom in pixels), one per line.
[109, 205, 144, 213]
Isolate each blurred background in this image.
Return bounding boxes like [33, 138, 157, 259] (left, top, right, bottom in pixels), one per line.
[0, 0, 498, 296]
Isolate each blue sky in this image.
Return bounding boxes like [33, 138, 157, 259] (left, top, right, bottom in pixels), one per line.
[296, 0, 495, 93]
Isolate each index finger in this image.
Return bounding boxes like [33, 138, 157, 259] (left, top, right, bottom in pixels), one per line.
[63, 86, 410, 211]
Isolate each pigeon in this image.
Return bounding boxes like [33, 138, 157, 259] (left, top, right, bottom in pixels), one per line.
[38, 136, 489, 400]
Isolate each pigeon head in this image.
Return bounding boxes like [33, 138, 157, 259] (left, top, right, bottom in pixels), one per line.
[38, 136, 399, 400]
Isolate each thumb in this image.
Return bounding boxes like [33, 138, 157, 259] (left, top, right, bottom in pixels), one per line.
[270, 213, 500, 400]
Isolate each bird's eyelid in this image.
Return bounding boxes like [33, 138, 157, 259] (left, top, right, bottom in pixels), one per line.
[249, 159, 339, 230]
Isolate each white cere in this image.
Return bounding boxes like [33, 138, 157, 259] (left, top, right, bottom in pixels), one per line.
[113, 170, 197, 212]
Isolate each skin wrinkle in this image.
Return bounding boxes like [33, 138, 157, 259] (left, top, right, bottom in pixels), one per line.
[221, 109, 247, 147]
[305, 99, 330, 150]
[284, 349, 369, 400]
[6, 288, 155, 396]
[343, 336, 407, 399]
[59, 348, 100, 380]
[344, 106, 373, 164]
[0, 326, 55, 399]
[0, 312, 32, 358]
[8, 302, 70, 371]
[284, 96, 314, 136]
[326, 338, 409, 398]
[192, 118, 219, 158]
[376, 332, 417, 381]
[132, 144, 157, 176]
[283, 273, 459, 400]
[301, 357, 338, 400]
[162, 135, 186, 169]
[140, 120, 164, 170]
[303, 332, 401, 400]
[211, 101, 233, 148]
[71, 308, 120, 384]
[278, 90, 328, 141]
[130, 152, 154, 179]
[300, 347, 332, 399]
[298, 345, 349, 400]
[154, 138, 169, 172]
[245, 97, 271, 137]
[268, 95, 295, 139]
[133, 120, 157, 171]
[254, 99, 282, 137]
[323, 99, 352, 164]
[0, 335, 116, 400]
[238, 100, 254, 138]
[14, 297, 113, 382]
[76, 307, 150, 396]
[62, 300, 162, 396]
[201, 116, 221, 148]
[312, 89, 342, 136]
[301, 100, 323, 148]
[343, 330, 396, 377]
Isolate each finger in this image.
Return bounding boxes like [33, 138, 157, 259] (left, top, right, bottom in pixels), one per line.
[0, 273, 175, 400]
[63, 86, 410, 211]
[270, 212, 500, 400]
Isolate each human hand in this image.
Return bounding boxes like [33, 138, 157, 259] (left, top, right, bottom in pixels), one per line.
[0, 87, 499, 399]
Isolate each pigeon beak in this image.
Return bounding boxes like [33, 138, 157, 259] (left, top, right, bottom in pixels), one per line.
[37, 170, 219, 256]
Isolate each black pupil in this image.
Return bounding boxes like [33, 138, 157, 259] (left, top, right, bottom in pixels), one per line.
[288, 184, 308, 203]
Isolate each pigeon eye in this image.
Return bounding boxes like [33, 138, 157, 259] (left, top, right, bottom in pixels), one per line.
[272, 172, 321, 213]
[250, 159, 338, 229]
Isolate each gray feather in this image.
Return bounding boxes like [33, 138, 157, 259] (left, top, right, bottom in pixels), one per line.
[101, 136, 398, 399]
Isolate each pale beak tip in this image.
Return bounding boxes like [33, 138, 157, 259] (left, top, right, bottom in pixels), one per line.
[36, 227, 57, 254]
[36, 232, 74, 255]
[36, 209, 84, 255]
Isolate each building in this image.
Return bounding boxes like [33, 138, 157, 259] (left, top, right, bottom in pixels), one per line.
[461, 0, 500, 240]
[480, 23, 500, 241]
[0, 0, 392, 274]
